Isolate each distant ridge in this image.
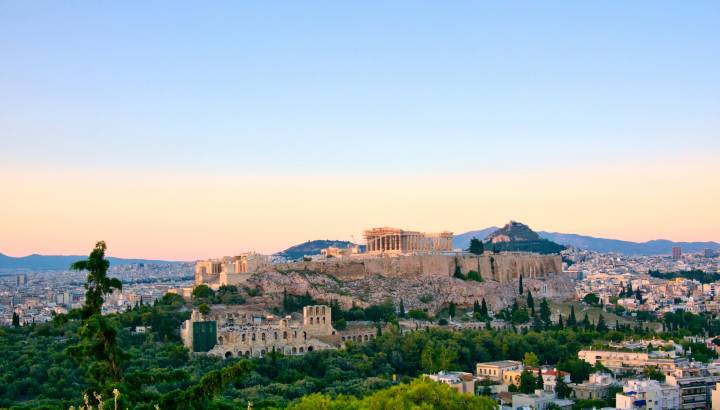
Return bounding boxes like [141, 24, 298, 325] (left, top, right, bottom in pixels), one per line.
[537, 232, 720, 256]
[453, 227, 720, 255]
[0, 253, 180, 271]
[275, 239, 361, 260]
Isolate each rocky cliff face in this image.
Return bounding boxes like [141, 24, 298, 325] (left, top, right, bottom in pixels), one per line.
[247, 269, 575, 313]
[274, 253, 562, 283]
[258, 252, 569, 313]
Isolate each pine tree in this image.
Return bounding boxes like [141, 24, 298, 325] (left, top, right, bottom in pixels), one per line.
[519, 275, 524, 294]
[480, 298, 489, 318]
[68, 241, 125, 389]
[557, 314, 564, 329]
[468, 238, 484, 255]
[567, 306, 577, 327]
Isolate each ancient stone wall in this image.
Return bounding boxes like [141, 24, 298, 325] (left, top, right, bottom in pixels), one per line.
[275, 253, 562, 283]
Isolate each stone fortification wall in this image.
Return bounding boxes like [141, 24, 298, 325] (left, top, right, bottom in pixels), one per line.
[275, 253, 562, 283]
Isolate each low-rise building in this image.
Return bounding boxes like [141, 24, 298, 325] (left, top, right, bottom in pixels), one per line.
[666, 365, 720, 410]
[578, 348, 688, 374]
[573, 372, 617, 401]
[615, 379, 680, 410]
[476, 360, 523, 383]
[511, 389, 574, 410]
[426, 371, 475, 395]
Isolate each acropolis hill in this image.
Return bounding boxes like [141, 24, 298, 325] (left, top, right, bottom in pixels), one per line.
[187, 224, 572, 313]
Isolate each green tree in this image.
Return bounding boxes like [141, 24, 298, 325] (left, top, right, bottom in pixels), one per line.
[454, 264, 465, 280]
[581, 313, 592, 329]
[67, 241, 125, 396]
[519, 370, 536, 393]
[596, 314, 608, 332]
[527, 291, 535, 315]
[198, 303, 211, 315]
[567, 306, 577, 328]
[555, 376, 571, 398]
[480, 298, 489, 318]
[468, 238, 484, 255]
[540, 298, 551, 325]
[399, 298, 406, 318]
[12, 312, 20, 327]
[448, 302, 456, 318]
[519, 275, 524, 294]
[70, 241, 122, 319]
[192, 284, 215, 302]
[583, 293, 600, 305]
[524, 352, 539, 367]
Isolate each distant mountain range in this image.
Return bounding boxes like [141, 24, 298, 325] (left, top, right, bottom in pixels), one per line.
[0, 253, 179, 271]
[454, 227, 720, 255]
[275, 240, 362, 260]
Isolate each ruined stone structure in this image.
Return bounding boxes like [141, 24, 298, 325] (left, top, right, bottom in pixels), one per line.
[180, 304, 376, 358]
[276, 253, 561, 284]
[364, 227, 453, 255]
[195, 252, 270, 288]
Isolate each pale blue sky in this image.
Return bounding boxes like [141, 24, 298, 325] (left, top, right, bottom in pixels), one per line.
[2, 1, 718, 175]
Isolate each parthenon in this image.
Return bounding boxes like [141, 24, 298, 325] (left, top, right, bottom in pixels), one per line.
[363, 227, 453, 255]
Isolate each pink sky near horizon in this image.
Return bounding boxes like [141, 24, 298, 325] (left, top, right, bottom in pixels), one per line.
[1, 158, 718, 261]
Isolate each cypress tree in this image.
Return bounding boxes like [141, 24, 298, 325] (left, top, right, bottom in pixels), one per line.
[12, 312, 20, 327]
[481, 298, 489, 317]
[567, 306, 577, 327]
[527, 291, 535, 316]
[558, 314, 564, 329]
[519, 275, 524, 294]
[399, 298, 406, 318]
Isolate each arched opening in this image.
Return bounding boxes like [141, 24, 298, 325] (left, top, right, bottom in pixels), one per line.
[283, 331, 287, 339]
[292, 347, 297, 354]
[241, 334, 246, 342]
[307, 346, 314, 352]
[364, 335, 368, 341]
[261, 333, 266, 341]
[303, 331, 306, 340]
[252, 333, 256, 341]
[261, 349, 266, 356]
[299, 347, 304, 353]
[322, 317, 326, 324]
[274, 332, 278, 340]
[225, 351, 232, 359]
[218, 336, 224, 344]
[310, 317, 314, 324]
[244, 351, 250, 357]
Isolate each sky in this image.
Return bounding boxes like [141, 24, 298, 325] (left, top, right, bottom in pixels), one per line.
[1, 1, 719, 260]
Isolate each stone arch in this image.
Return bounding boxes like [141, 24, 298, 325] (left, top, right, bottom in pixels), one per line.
[292, 347, 297, 354]
[322, 317, 326, 324]
[299, 347, 304, 353]
[310, 317, 314, 324]
[307, 346, 314, 352]
[244, 351, 250, 357]
[364, 334, 368, 341]
[225, 351, 233, 358]
[261, 333, 266, 341]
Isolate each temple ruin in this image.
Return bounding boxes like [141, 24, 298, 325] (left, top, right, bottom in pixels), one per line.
[363, 227, 453, 255]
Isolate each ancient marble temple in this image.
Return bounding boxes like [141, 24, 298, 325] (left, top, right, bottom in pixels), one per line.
[363, 227, 453, 255]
